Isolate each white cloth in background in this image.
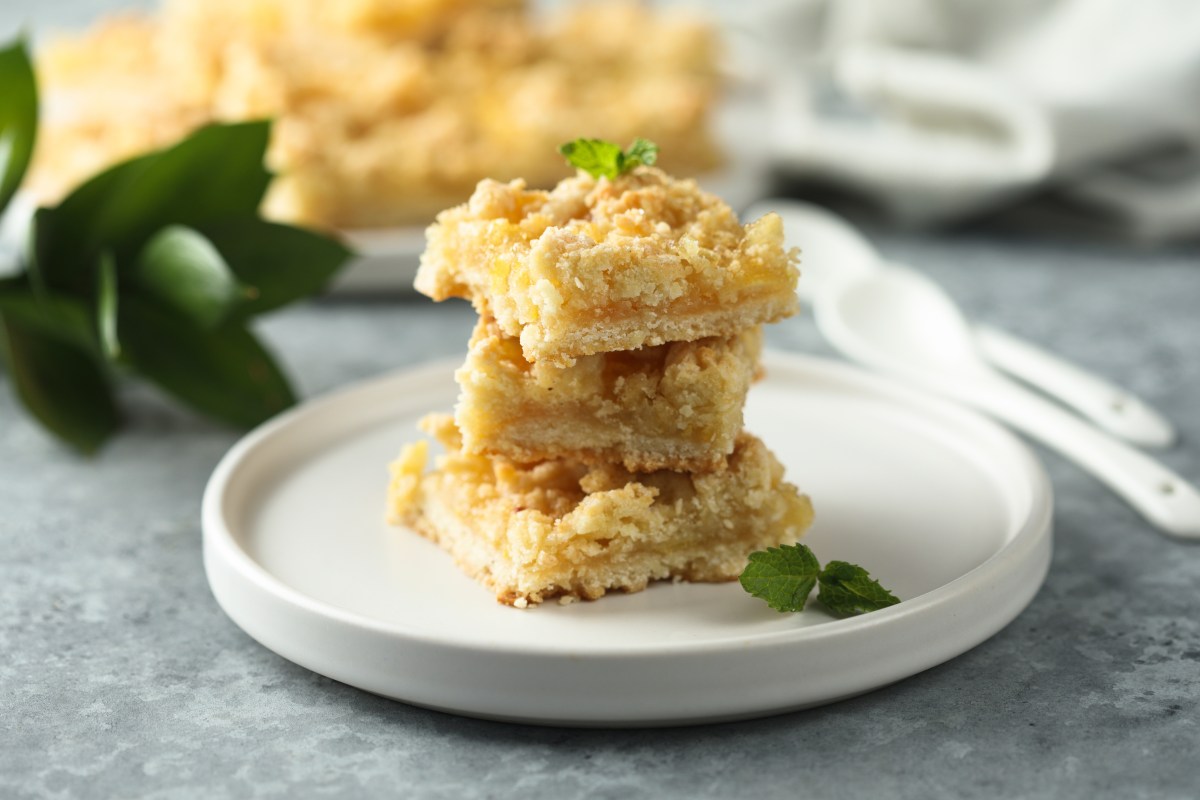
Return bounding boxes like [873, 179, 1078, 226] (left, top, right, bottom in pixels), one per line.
[741, 0, 1200, 242]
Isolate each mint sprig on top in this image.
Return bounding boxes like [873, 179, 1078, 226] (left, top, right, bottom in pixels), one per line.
[558, 137, 658, 180]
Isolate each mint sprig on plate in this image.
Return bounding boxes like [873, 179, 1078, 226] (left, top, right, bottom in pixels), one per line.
[740, 543, 900, 617]
[817, 560, 901, 616]
[558, 137, 658, 180]
[0, 37, 353, 453]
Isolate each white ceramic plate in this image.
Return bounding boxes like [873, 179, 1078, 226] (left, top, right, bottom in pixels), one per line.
[202, 352, 1053, 727]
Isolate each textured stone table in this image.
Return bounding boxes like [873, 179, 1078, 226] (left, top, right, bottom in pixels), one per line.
[3, 227, 1198, 798]
[3, 1, 1200, 795]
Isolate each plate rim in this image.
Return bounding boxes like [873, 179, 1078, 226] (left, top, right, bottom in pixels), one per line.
[202, 351, 1053, 658]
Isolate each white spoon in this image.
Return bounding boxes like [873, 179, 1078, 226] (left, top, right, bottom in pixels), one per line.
[814, 264, 1200, 538]
[746, 200, 1178, 448]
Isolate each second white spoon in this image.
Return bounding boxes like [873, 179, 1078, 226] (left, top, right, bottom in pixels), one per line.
[747, 199, 1177, 448]
[814, 266, 1200, 538]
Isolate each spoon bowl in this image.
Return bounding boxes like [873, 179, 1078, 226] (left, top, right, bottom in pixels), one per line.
[815, 264, 1200, 538]
[820, 266, 995, 380]
[755, 198, 1177, 448]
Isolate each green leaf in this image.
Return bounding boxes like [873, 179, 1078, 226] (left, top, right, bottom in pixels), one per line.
[33, 121, 273, 293]
[97, 252, 119, 359]
[197, 217, 352, 318]
[623, 138, 659, 170]
[0, 37, 37, 213]
[31, 156, 147, 295]
[0, 283, 99, 355]
[117, 296, 294, 428]
[558, 138, 659, 181]
[817, 561, 900, 618]
[739, 543, 821, 612]
[132, 226, 243, 328]
[559, 139, 624, 180]
[0, 310, 119, 454]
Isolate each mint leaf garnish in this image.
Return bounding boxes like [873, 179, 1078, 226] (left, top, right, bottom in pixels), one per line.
[817, 561, 900, 617]
[558, 137, 658, 180]
[623, 138, 658, 170]
[738, 543, 820, 612]
[558, 139, 621, 179]
[741, 545, 900, 617]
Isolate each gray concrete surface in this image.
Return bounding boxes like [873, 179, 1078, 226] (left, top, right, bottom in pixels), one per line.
[3, 231, 1199, 799]
[2, 3, 1199, 798]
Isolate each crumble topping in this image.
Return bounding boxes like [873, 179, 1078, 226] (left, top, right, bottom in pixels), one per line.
[417, 167, 799, 364]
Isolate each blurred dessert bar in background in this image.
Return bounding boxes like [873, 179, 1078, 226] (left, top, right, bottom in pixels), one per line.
[27, 0, 722, 230]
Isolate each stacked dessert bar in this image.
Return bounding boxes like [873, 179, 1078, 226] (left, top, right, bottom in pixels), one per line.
[388, 163, 815, 607]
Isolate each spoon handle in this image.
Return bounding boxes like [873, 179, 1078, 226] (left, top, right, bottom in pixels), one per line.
[947, 373, 1200, 539]
[975, 324, 1177, 449]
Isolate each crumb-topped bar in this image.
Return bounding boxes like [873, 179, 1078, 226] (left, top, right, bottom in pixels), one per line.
[387, 415, 814, 607]
[415, 167, 799, 366]
[29, 3, 722, 230]
[455, 317, 762, 472]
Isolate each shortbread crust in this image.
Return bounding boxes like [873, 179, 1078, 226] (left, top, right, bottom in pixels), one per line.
[455, 318, 762, 472]
[387, 415, 814, 606]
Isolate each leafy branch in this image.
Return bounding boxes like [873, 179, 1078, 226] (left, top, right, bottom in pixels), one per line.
[0, 37, 353, 453]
